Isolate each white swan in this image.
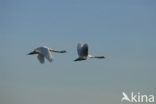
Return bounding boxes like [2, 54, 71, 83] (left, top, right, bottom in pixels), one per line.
[74, 43, 105, 61]
[28, 46, 66, 64]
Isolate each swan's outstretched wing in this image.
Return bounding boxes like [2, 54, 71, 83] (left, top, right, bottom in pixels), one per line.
[44, 49, 53, 62]
[80, 43, 88, 57]
[77, 43, 82, 56]
[37, 54, 45, 64]
[36, 47, 53, 62]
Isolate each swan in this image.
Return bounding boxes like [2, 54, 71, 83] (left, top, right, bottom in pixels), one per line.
[28, 46, 66, 64]
[74, 43, 105, 61]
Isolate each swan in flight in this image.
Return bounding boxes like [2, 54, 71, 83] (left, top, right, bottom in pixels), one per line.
[74, 43, 105, 61]
[28, 46, 66, 64]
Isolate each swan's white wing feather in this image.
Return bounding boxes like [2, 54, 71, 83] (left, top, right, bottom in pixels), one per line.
[36, 47, 53, 62]
[45, 49, 53, 62]
[80, 43, 88, 57]
[77, 43, 82, 56]
[37, 54, 45, 64]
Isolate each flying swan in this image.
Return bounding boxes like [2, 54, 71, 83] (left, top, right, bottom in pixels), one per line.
[74, 43, 105, 61]
[28, 46, 66, 64]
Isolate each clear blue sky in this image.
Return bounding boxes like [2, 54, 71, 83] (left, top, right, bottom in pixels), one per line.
[0, 0, 156, 104]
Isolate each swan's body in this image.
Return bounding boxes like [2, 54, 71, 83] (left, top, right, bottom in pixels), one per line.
[74, 43, 105, 61]
[28, 46, 66, 64]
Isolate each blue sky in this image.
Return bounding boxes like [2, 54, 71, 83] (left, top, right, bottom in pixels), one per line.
[0, 0, 156, 104]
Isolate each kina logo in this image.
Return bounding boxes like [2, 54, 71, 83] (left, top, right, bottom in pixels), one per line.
[121, 92, 154, 103]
